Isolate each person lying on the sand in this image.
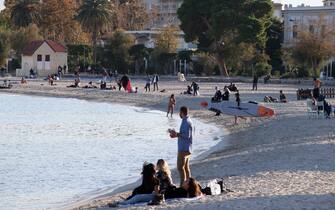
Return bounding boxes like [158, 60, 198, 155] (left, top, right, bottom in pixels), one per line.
[264, 96, 278, 103]
[82, 81, 97, 89]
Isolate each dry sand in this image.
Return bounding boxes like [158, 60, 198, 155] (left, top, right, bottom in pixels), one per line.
[2, 77, 335, 210]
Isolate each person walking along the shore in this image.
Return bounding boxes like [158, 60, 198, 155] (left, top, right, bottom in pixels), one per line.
[169, 106, 193, 186]
[167, 94, 176, 117]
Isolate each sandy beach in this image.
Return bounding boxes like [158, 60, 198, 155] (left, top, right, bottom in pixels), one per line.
[2, 76, 335, 210]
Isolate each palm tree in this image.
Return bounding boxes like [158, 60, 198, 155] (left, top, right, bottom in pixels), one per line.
[10, 0, 41, 28]
[76, 0, 114, 64]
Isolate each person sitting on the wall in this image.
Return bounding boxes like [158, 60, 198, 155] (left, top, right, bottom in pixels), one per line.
[29, 68, 36, 78]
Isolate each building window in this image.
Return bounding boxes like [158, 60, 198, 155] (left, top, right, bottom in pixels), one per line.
[45, 55, 50, 62]
[37, 54, 42, 61]
[309, 25, 315, 34]
[293, 25, 298, 38]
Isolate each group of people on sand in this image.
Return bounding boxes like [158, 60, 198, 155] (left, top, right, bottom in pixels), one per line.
[264, 90, 287, 103]
[109, 106, 228, 207]
[144, 74, 160, 92]
[182, 81, 200, 96]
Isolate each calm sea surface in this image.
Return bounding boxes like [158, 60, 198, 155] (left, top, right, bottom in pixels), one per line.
[0, 93, 221, 210]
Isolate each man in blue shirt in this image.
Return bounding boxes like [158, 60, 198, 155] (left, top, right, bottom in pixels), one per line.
[169, 106, 193, 186]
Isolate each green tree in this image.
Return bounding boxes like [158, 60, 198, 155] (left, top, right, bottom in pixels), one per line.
[0, 29, 10, 66]
[10, 0, 41, 28]
[67, 44, 93, 71]
[129, 44, 149, 74]
[98, 30, 134, 73]
[152, 27, 179, 74]
[177, 0, 273, 76]
[266, 18, 284, 74]
[76, 0, 114, 63]
[10, 24, 43, 57]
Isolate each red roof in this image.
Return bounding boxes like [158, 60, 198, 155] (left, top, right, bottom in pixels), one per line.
[22, 40, 67, 56]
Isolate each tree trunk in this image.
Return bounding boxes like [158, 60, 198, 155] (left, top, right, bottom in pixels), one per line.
[216, 54, 229, 77]
[92, 30, 97, 64]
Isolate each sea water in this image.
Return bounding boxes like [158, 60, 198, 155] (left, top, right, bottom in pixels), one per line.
[0, 93, 221, 210]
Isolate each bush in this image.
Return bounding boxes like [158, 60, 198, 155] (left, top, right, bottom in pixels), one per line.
[280, 72, 296, 79]
[255, 62, 272, 77]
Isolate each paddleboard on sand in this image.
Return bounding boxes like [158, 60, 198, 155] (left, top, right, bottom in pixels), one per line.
[201, 101, 275, 117]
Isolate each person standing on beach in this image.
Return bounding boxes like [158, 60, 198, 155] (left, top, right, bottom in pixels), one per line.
[313, 77, 321, 101]
[252, 74, 258, 91]
[152, 74, 159, 91]
[167, 94, 176, 117]
[169, 106, 193, 186]
[145, 75, 151, 92]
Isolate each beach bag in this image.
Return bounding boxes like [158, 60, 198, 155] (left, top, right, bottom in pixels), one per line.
[202, 180, 221, 195]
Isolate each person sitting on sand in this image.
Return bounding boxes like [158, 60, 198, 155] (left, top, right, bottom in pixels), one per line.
[109, 163, 160, 207]
[222, 86, 230, 101]
[29, 68, 36, 78]
[228, 83, 238, 92]
[167, 94, 176, 118]
[21, 77, 27, 84]
[279, 90, 288, 103]
[183, 85, 192, 95]
[156, 159, 174, 194]
[212, 87, 222, 103]
[47, 75, 54, 86]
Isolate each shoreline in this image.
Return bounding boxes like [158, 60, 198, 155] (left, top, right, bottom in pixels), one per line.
[2, 79, 335, 210]
[1, 85, 232, 210]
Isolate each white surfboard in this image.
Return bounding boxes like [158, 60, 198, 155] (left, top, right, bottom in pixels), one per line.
[201, 101, 275, 117]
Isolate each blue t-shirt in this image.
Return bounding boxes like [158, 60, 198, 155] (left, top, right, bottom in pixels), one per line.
[178, 116, 193, 153]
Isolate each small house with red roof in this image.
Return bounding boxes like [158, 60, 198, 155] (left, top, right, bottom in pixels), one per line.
[18, 40, 68, 77]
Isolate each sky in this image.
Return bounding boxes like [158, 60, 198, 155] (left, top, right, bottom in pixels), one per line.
[0, 0, 324, 11]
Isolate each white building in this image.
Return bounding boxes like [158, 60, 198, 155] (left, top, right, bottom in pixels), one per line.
[142, 0, 183, 28]
[17, 40, 68, 77]
[283, 1, 335, 45]
[282, 0, 335, 78]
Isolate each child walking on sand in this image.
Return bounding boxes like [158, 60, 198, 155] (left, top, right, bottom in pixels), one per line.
[167, 94, 176, 117]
